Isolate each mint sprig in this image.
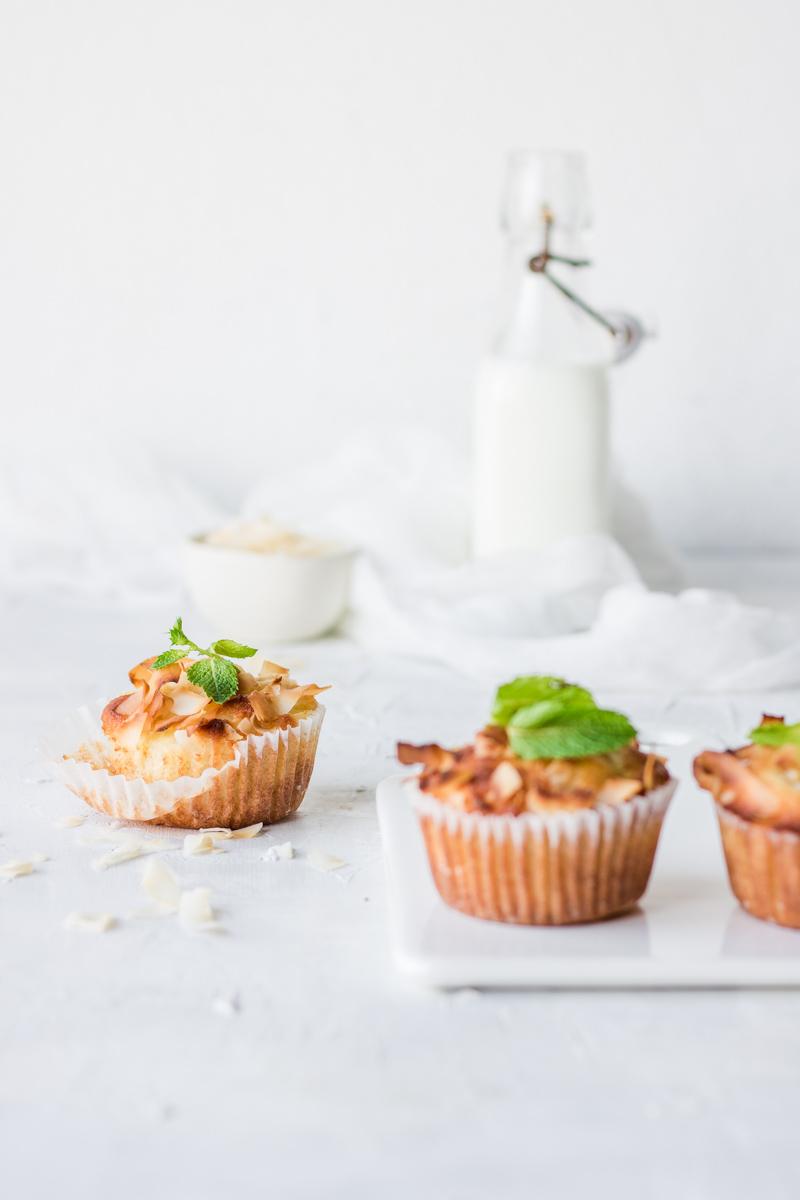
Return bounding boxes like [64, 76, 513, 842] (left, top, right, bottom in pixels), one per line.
[750, 719, 800, 748]
[151, 618, 257, 704]
[491, 675, 636, 760]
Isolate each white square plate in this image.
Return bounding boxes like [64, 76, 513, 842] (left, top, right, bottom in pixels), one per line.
[377, 762, 800, 989]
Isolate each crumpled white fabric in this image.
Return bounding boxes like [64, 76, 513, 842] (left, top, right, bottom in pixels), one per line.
[0, 429, 223, 606]
[241, 430, 800, 693]
[6, 425, 800, 692]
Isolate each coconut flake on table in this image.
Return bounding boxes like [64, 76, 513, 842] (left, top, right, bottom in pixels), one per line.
[91, 838, 172, 870]
[0, 853, 47, 880]
[307, 849, 347, 873]
[179, 887, 219, 932]
[141, 859, 182, 912]
[92, 845, 149, 871]
[53, 814, 86, 829]
[261, 842, 294, 862]
[141, 860, 221, 932]
[183, 832, 222, 857]
[198, 823, 263, 842]
[63, 912, 116, 934]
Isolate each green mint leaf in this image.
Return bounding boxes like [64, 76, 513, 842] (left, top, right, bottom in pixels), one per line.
[508, 709, 636, 760]
[210, 639, 258, 659]
[492, 676, 595, 727]
[169, 617, 190, 647]
[750, 721, 800, 748]
[509, 693, 597, 731]
[152, 648, 189, 669]
[187, 658, 239, 704]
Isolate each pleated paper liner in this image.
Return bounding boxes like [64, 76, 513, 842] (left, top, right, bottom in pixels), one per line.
[412, 778, 676, 926]
[46, 701, 324, 830]
[716, 804, 800, 929]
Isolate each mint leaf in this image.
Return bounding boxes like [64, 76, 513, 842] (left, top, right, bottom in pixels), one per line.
[152, 648, 189, 669]
[187, 658, 239, 704]
[210, 639, 257, 659]
[509, 694, 596, 730]
[492, 676, 594, 726]
[169, 617, 190, 647]
[750, 721, 800, 748]
[508, 709, 636, 760]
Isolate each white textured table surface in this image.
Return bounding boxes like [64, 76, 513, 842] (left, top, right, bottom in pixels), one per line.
[3, 576, 800, 1200]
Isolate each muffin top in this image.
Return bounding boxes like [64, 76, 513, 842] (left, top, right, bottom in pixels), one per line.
[694, 716, 800, 832]
[397, 675, 668, 815]
[101, 617, 326, 750]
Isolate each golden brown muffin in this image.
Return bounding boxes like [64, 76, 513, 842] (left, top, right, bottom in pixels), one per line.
[399, 725, 673, 926]
[64, 656, 327, 829]
[695, 717, 800, 927]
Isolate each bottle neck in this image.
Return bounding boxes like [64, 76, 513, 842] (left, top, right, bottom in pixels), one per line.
[493, 232, 611, 365]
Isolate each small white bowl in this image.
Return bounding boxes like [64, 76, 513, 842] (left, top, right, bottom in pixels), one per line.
[182, 535, 357, 643]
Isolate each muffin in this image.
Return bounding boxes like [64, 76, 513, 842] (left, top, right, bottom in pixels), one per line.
[55, 618, 327, 829]
[694, 715, 800, 928]
[398, 675, 674, 925]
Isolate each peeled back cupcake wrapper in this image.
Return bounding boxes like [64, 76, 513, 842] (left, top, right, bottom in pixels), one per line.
[411, 778, 675, 925]
[46, 700, 324, 829]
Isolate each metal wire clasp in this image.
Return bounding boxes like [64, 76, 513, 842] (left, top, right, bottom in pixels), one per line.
[528, 207, 643, 359]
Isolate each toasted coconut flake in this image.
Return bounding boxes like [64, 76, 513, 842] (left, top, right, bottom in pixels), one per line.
[159, 680, 209, 717]
[262, 842, 294, 862]
[259, 658, 290, 678]
[597, 778, 644, 806]
[397, 742, 454, 770]
[179, 887, 219, 931]
[99, 656, 326, 747]
[54, 814, 86, 829]
[489, 761, 523, 802]
[63, 912, 116, 933]
[142, 859, 182, 911]
[307, 849, 346, 872]
[400, 729, 668, 815]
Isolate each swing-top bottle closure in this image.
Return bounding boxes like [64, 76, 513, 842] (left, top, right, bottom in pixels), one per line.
[527, 207, 644, 364]
[496, 149, 645, 366]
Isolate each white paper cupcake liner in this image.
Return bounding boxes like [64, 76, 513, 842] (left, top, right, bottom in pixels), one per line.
[45, 700, 325, 829]
[716, 804, 800, 929]
[411, 777, 676, 925]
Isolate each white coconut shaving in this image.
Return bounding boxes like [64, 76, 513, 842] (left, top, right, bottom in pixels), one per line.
[261, 842, 294, 862]
[199, 823, 263, 841]
[141, 860, 220, 932]
[63, 912, 116, 933]
[0, 860, 34, 880]
[92, 845, 150, 871]
[0, 854, 47, 880]
[179, 887, 219, 932]
[54, 814, 86, 829]
[141, 859, 182, 911]
[307, 849, 347, 872]
[182, 833, 220, 857]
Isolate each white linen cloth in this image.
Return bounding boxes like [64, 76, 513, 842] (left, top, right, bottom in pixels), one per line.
[4, 428, 800, 692]
[241, 431, 800, 693]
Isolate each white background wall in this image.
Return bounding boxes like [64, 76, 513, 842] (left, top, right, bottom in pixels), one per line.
[2, 0, 798, 551]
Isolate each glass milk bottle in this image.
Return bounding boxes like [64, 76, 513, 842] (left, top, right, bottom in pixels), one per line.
[472, 150, 642, 557]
